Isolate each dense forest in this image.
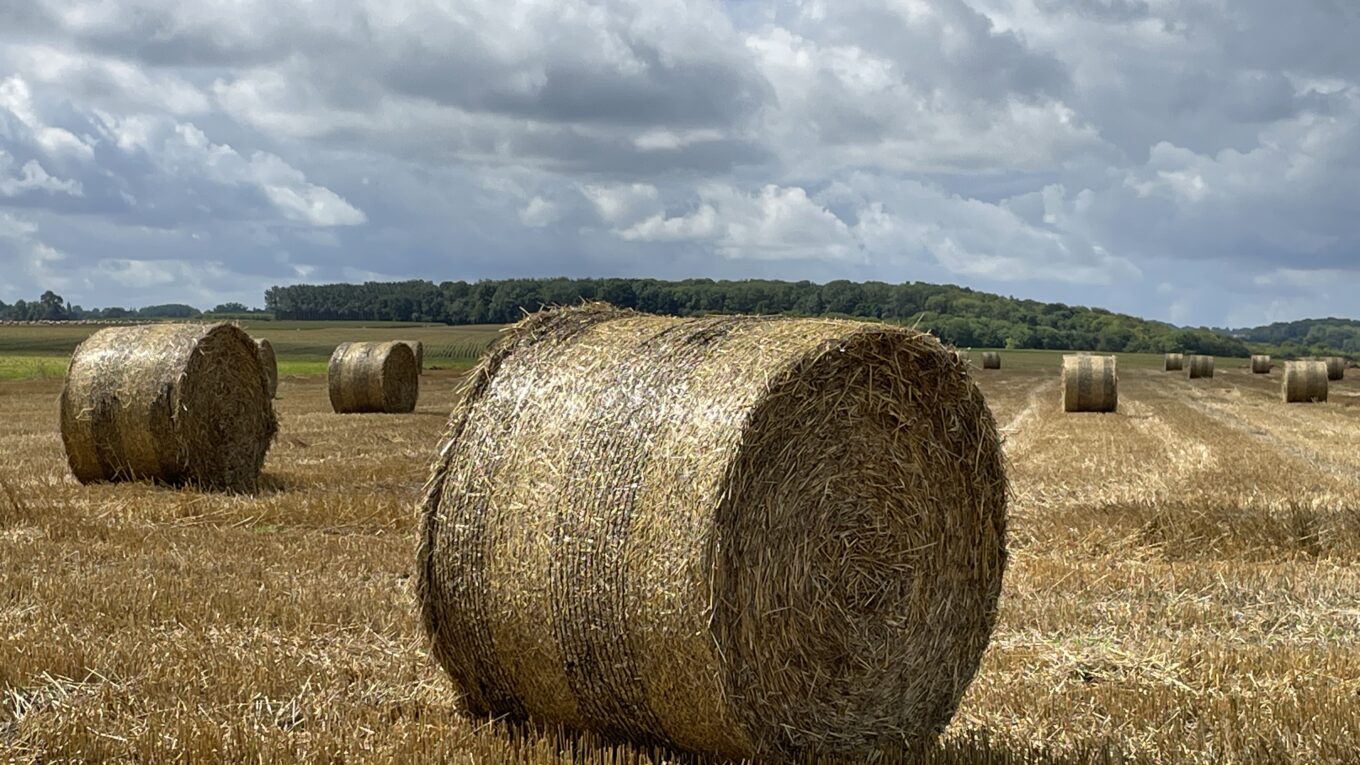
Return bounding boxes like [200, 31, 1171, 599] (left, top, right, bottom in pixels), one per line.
[1225, 318, 1360, 356]
[263, 278, 1256, 356]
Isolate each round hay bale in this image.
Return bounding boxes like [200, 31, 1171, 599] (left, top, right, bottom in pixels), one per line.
[327, 342, 419, 413]
[60, 323, 277, 490]
[1061, 354, 1118, 412]
[403, 340, 424, 374]
[1164, 353, 1184, 371]
[1187, 355, 1215, 379]
[1324, 356, 1345, 381]
[981, 351, 1001, 369]
[1283, 361, 1329, 403]
[256, 338, 278, 398]
[1251, 354, 1271, 374]
[417, 304, 1007, 761]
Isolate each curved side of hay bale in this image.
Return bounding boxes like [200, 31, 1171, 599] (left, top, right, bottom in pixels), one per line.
[1061, 354, 1118, 412]
[60, 323, 277, 489]
[1324, 356, 1345, 381]
[1164, 353, 1184, 371]
[1187, 355, 1215, 379]
[1251, 354, 1271, 374]
[981, 351, 1001, 369]
[256, 338, 278, 398]
[403, 340, 424, 374]
[1283, 361, 1329, 403]
[327, 342, 419, 413]
[417, 305, 1007, 761]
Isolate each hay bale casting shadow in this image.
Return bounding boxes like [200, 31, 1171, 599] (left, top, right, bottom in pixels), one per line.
[328, 342, 419, 413]
[1062, 354, 1118, 412]
[1283, 361, 1329, 403]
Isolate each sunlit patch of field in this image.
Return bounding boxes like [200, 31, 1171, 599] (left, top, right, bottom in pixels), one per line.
[1, 356, 1358, 762]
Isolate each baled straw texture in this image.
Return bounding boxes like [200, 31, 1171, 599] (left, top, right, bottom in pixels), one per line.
[328, 342, 419, 413]
[1164, 353, 1184, 371]
[1324, 356, 1346, 381]
[60, 323, 277, 490]
[256, 338, 278, 398]
[1061, 354, 1118, 412]
[417, 304, 1008, 761]
[1251, 354, 1271, 374]
[1188, 354, 1215, 379]
[981, 351, 1001, 369]
[1283, 361, 1329, 403]
[403, 340, 424, 374]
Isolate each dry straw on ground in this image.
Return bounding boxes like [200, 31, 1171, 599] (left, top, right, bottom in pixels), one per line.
[1324, 356, 1346, 381]
[1061, 354, 1118, 412]
[1164, 353, 1184, 371]
[981, 351, 1001, 369]
[403, 340, 424, 374]
[328, 342, 419, 413]
[256, 338, 278, 398]
[1251, 354, 1271, 374]
[1188, 355, 1215, 379]
[417, 304, 1008, 762]
[1283, 361, 1329, 403]
[59, 322, 277, 490]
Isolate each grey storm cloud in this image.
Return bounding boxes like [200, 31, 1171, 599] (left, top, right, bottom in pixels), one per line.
[1, 0, 1358, 326]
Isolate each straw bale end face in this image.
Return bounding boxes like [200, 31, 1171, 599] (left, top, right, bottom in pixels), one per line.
[417, 304, 1008, 761]
[60, 323, 277, 490]
[328, 341, 420, 413]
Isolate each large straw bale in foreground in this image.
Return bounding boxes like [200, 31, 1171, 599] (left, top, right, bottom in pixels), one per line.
[1283, 361, 1329, 403]
[256, 338, 278, 398]
[981, 351, 1001, 369]
[328, 342, 419, 413]
[1164, 353, 1184, 371]
[1251, 354, 1271, 374]
[60, 323, 277, 490]
[417, 305, 1007, 761]
[1188, 355, 1215, 379]
[1324, 356, 1346, 381]
[403, 340, 424, 374]
[1062, 354, 1118, 412]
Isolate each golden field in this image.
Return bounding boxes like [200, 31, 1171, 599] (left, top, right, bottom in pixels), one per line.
[2, 353, 1359, 763]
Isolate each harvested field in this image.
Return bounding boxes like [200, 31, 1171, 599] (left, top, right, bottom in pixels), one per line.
[2, 354, 1359, 763]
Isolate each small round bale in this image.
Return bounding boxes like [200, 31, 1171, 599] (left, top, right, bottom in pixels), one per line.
[1251, 354, 1271, 374]
[417, 304, 1007, 761]
[328, 342, 419, 413]
[981, 351, 1001, 369]
[1283, 361, 1329, 403]
[402, 340, 424, 374]
[256, 338, 278, 398]
[1324, 356, 1346, 381]
[1062, 354, 1118, 412]
[1164, 353, 1184, 371]
[1187, 354, 1215, 379]
[60, 323, 277, 490]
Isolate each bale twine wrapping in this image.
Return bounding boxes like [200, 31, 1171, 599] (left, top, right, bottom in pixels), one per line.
[60, 323, 277, 489]
[981, 351, 1001, 369]
[1251, 354, 1271, 374]
[256, 338, 278, 398]
[403, 340, 424, 374]
[1188, 355, 1215, 379]
[417, 305, 1008, 761]
[1283, 361, 1329, 403]
[1061, 354, 1118, 412]
[1164, 353, 1184, 371]
[328, 342, 419, 413]
[1324, 356, 1346, 381]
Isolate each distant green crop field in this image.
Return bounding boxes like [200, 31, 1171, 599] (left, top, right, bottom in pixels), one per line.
[0, 354, 70, 381]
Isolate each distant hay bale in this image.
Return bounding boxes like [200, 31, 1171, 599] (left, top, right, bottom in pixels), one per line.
[1251, 354, 1271, 374]
[1324, 356, 1345, 381]
[417, 304, 1007, 761]
[60, 323, 277, 490]
[328, 342, 419, 413]
[256, 338, 278, 398]
[1187, 355, 1215, 379]
[981, 351, 1001, 369]
[1061, 354, 1118, 412]
[1283, 361, 1329, 403]
[402, 340, 424, 374]
[1164, 353, 1184, 371]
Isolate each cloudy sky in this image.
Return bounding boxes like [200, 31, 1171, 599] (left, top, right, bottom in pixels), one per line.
[1, 0, 1357, 326]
